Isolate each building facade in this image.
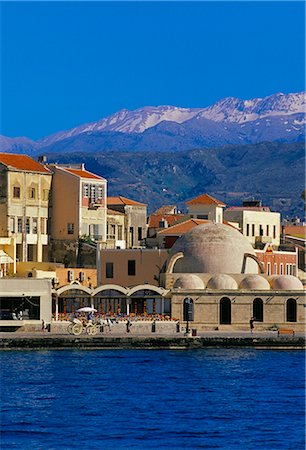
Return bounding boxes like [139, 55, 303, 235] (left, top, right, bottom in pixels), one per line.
[0, 153, 52, 263]
[224, 206, 281, 247]
[107, 196, 147, 248]
[49, 164, 107, 266]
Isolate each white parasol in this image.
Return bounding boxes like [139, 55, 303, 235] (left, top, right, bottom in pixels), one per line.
[76, 307, 97, 313]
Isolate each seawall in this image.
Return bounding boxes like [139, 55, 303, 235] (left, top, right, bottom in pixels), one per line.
[0, 334, 305, 350]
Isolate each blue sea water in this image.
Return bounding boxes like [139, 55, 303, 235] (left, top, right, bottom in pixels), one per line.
[0, 349, 305, 450]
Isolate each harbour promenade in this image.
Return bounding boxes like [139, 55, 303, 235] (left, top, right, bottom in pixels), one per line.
[1, 330, 305, 350]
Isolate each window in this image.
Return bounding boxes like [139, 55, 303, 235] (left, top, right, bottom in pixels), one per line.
[266, 225, 269, 236]
[13, 186, 20, 198]
[267, 262, 271, 275]
[83, 184, 89, 197]
[259, 225, 263, 236]
[118, 225, 123, 240]
[90, 185, 96, 202]
[286, 298, 297, 322]
[273, 225, 276, 239]
[29, 187, 36, 199]
[129, 227, 134, 245]
[32, 218, 38, 234]
[107, 224, 116, 240]
[274, 263, 277, 275]
[17, 218, 22, 233]
[43, 189, 49, 201]
[128, 260, 136, 276]
[252, 224, 255, 236]
[106, 262, 114, 278]
[280, 263, 284, 275]
[10, 217, 15, 233]
[97, 186, 103, 198]
[25, 218, 30, 234]
[286, 264, 290, 275]
[246, 224, 250, 236]
[67, 223, 74, 235]
[138, 227, 142, 241]
[253, 298, 263, 322]
[40, 218, 46, 234]
[197, 214, 208, 220]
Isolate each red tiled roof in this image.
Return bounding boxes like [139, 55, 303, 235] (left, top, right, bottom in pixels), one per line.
[158, 219, 210, 235]
[186, 193, 226, 207]
[107, 196, 147, 206]
[226, 206, 271, 212]
[153, 205, 177, 215]
[283, 225, 306, 239]
[64, 168, 105, 180]
[0, 153, 51, 174]
[158, 219, 236, 236]
[148, 214, 185, 228]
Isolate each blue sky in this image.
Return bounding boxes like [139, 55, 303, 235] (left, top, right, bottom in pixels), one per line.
[1, 1, 305, 140]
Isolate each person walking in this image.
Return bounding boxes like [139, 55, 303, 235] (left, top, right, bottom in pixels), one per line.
[250, 317, 255, 334]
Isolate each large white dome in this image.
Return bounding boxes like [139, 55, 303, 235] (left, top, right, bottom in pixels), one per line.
[168, 223, 259, 274]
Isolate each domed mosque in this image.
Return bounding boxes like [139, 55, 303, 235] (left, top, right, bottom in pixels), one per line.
[161, 223, 304, 332]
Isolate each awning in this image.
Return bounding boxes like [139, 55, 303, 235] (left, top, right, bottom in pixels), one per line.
[0, 250, 14, 264]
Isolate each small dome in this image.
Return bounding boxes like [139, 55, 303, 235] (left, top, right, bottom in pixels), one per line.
[207, 274, 238, 290]
[239, 275, 270, 290]
[173, 274, 204, 290]
[271, 275, 304, 291]
[169, 223, 258, 274]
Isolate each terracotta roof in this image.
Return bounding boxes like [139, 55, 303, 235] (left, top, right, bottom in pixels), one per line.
[158, 219, 236, 236]
[158, 219, 210, 235]
[186, 193, 226, 207]
[148, 214, 185, 228]
[283, 225, 306, 239]
[153, 205, 177, 215]
[107, 196, 147, 206]
[63, 168, 105, 180]
[107, 208, 125, 216]
[226, 206, 271, 212]
[0, 153, 51, 174]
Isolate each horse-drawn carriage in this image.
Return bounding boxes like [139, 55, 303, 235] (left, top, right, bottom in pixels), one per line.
[68, 307, 99, 336]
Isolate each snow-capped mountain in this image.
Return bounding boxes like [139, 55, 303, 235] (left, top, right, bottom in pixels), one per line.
[197, 92, 305, 123]
[38, 106, 203, 147]
[1, 91, 305, 153]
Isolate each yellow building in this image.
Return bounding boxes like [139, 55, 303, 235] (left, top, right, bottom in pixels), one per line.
[186, 193, 226, 223]
[48, 163, 107, 266]
[0, 153, 52, 263]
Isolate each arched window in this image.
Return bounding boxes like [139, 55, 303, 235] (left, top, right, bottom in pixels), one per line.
[253, 298, 263, 322]
[220, 297, 231, 324]
[286, 298, 297, 322]
[93, 289, 127, 315]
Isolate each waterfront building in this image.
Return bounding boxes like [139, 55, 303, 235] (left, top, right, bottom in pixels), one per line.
[0, 278, 51, 329]
[0, 153, 52, 263]
[161, 222, 304, 332]
[48, 163, 107, 266]
[97, 248, 168, 287]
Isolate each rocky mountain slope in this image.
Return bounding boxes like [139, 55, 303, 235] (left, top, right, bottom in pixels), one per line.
[44, 141, 305, 216]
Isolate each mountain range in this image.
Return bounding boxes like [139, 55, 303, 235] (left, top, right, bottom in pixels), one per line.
[47, 142, 305, 216]
[1, 92, 305, 154]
